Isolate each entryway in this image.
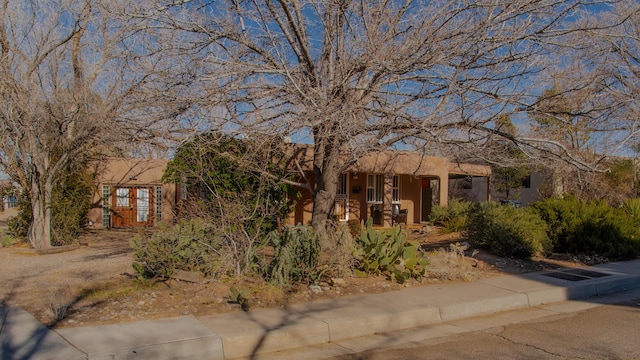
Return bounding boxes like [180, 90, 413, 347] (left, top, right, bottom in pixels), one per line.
[111, 187, 154, 227]
[421, 177, 439, 222]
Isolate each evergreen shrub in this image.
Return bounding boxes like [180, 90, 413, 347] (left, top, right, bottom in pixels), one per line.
[8, 164, 93, 246]
[530, 197, 640, 260]
[429, 198, 471, 233]
[465, 202, 551, 259]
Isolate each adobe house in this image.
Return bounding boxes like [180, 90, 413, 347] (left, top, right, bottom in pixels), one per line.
[89, 150, 489, 230]
[287, 147, 491, 228]
[87, 158, 176, 229]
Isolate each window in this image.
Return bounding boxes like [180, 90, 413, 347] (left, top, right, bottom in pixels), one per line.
[137, 188, 150, 222]
[521, 175, 531, 189]
[392, 175, 400, 204]
[367, 174, 383, 204]
[335, 174, 348, 221]
[116, 188, 129, 207]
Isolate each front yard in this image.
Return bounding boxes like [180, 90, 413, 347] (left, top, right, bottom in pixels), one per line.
[0, 226, 582, 329]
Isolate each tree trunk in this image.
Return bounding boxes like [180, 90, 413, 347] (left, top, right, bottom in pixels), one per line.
[28, 178, 52, 249]
[311, 186, 337, 234]
[310, 138, 339, 236]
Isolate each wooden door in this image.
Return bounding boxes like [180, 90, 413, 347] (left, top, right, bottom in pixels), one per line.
[111, 187, 153, 227]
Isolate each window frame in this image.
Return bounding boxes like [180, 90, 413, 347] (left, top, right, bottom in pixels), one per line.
[116, 188, 130, 207]
[392, 175, 400, 204]
[366, 174, 383, 204]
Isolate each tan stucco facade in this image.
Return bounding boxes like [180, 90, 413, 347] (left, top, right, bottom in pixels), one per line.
[286, 149, 491, 228]
[87, 158, 176, 229]
[90, 151, 489, 230]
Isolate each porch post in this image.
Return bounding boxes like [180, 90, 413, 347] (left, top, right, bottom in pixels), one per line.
[439, 168, 449, 207]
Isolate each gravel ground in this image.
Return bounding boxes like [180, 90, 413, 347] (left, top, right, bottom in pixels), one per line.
[0, 212, 136, 325]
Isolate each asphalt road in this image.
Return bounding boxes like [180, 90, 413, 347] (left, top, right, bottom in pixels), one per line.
[332, 292, 640, 360]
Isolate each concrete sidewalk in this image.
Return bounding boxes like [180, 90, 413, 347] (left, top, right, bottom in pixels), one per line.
[2, 260, 639, 360]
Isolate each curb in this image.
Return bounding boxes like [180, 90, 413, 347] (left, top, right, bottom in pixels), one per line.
[198, 267, 640, 359]
[56, 316, 223, 360]
[202, 268, 640, 359]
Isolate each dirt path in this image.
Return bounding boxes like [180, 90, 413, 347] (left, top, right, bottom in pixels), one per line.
[0, 227, 135, 326]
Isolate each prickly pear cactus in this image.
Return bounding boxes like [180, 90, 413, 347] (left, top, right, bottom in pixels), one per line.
[353, 219, 429, 283]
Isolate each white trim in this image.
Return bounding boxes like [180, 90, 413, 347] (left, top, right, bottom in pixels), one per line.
[366, 174, 383, 204]
[392, 175, 400, 204]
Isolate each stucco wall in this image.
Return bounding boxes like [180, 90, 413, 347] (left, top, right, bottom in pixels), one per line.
[287, 169, 451, 227]
[450, 176, 490, 203]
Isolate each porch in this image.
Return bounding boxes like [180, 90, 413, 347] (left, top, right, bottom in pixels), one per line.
[288, 151, 491, 228]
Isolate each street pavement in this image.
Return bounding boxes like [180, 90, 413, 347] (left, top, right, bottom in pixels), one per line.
[323, 287, 640, 359]
[1, 260, 639, 360]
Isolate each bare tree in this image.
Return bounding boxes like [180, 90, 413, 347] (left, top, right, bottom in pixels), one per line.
[499, 1, 640, 198]
[141, 0, 625, 233]
[581, 0, 640, 198]
[586, 1, 640, 156]
[0, 0, 191, 248]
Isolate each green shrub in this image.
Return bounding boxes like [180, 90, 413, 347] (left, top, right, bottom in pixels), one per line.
[50, 165, 93, 245]
[229, 286, 250, 310]
[530, 196, 640, 260]
[0, 233, 18, 247]
[163, 133, 295, 278]
[428, 204, 449, 225]
[429, 198, 471, 233]
[621, 198, 640, 222]
[262, 224, 321, 286]
[530, 196, 595, 252]
[7, 193, 31, 241]
[352, 220, 429, 283]
[131, 219, 231, 279]
[465, 202, 551, 259]
[163, 133, 293, 238]
[8, 164, 93, 246]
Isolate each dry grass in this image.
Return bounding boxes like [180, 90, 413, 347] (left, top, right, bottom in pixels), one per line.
[250, 282, 287, 307]
[426, 248, 477, 282]
[45, 286, 74, 323]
